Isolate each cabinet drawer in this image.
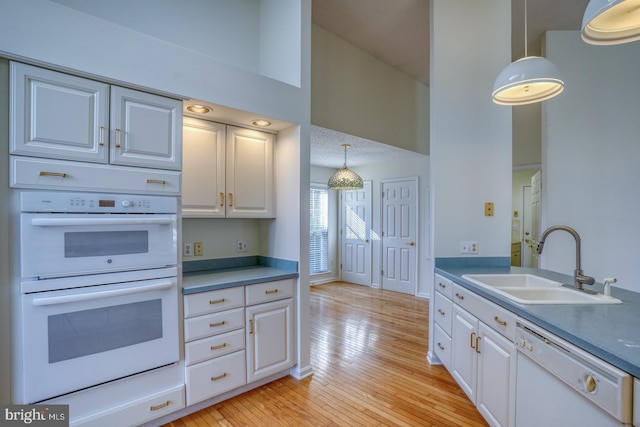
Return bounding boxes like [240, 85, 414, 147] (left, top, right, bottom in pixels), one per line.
[10, 155, 180, 195]
[185, 328, 245, 366]
[452, 284, 516, 341]
[435, 274, 454, 299]
[72, 385, 184, 427]
[184, 286, 244, 318]
[184, 307, 244, 342]
[245, 279, 294, 306]
[186, 350, 246, 406]
[433, 323, 452, 370]
[434, 291, 453, 335]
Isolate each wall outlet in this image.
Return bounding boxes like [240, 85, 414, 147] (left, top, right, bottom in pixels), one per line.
[194, 242, 203, 256]
[183, 242, 193, 257]
[237, 240, 248, 252]
[460, 241, 478, 254]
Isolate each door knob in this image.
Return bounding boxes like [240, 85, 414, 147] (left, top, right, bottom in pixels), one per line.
[406, 241, 415, 246]
[525, 232, 530, 236]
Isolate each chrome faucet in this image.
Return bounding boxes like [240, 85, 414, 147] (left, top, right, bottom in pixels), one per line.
[536, 225, 595, 290]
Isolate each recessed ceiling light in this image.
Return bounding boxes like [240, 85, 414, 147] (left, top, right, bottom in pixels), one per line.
[250, 119, 272, 127]
[186, 104, 212, 114]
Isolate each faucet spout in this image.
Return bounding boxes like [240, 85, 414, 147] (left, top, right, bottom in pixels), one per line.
[536, 225, 595, 290]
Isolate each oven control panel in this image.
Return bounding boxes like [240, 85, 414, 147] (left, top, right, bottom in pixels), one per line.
[20, 191, 177, 214]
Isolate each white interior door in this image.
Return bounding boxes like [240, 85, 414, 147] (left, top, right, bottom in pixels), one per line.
[522, 185, 532, 268]
[381, 178, 417, 295]
[340, 181, 371, 286]
[529, 170, 542, 269]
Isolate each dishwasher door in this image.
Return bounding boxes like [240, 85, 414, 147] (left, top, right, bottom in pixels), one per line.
[516, 352, 626, 427]
[515, 322, 632, 426]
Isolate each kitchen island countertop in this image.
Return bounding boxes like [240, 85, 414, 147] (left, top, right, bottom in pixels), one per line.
[436, 265, 640, 378]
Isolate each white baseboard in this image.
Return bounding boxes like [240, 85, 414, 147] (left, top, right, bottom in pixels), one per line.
[290, 364, 314, 380]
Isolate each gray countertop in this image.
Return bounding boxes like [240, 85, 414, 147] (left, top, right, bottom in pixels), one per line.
[436, 265, 640, 378]
[182, 266, 299, 295]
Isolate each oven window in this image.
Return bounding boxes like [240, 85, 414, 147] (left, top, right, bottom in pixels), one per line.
[48, 299, 163, 363]
[64, 231, 149, 258]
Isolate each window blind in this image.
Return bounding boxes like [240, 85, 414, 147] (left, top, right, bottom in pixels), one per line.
[310, 186, 329, 274]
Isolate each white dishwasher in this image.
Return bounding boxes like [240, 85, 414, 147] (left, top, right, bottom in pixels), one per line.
[515, 320, 633, 426]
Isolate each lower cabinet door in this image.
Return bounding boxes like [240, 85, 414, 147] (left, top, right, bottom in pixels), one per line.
[246, 298, 294, 383]
[185, 350, 246, 406]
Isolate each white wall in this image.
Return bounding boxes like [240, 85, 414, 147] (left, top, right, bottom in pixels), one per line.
[182, 219, 263, 259]
[543, 31, 640, 292]
[430, 0, 512, 260]
[311, 25, 430, 156]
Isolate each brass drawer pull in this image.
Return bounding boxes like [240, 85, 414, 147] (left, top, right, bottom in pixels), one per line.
[455, 293, 464, 300]
[265, 289, 279, 295]
[438, 282, 446, 289]
[493, 316, 507, 326]
[209, 298, 225, 305]
[437, 309, 446, 316]
[470, 332, 476, 349]
[209, 321, 226, 328]
[211, 343, 227, 351]
[475, 336, 481, 354]
[39, 171, 68, 178]
[146, 179, 166, 185]
[150, 401, 170, 411]
[437, 342, 445, 351]
[211, 373, 227, 381]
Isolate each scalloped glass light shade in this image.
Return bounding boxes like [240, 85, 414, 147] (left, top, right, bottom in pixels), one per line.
[328, 167, 363, 190]
[582, 0, 640, 45]
[492, 56, 564, 106]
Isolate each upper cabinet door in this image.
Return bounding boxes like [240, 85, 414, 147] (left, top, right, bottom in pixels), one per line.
[225, 126, 275, 218]
[110, 86, 182, 170]
[182, 118, 226, 218]
[10, 62, 110, 163]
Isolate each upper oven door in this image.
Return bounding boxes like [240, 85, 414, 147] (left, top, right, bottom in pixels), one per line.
[20, 213, 177, 279]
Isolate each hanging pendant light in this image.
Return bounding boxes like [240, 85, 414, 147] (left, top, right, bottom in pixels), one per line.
[328, 144, 363, 190]
[492, 0, 564, 105]
[582, 0, 640, 45]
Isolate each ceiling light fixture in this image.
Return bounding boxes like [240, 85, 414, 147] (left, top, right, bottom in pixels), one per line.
[582, 0, 640, 45]
[186, 104, 211, 114]
[328, 144, 363, 190]
[492, 0, 564, 105]
[250, 119, 272, 127]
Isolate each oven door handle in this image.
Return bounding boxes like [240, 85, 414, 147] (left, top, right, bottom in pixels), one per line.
[31, 217, 174, 226]
[31, 282, 174, 306]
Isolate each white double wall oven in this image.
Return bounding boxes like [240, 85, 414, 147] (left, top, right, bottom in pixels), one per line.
[14, 191, 180, 404]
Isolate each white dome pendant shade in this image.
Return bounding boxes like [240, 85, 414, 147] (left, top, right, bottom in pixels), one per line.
[582, 0, 640, 45]
[328, 144, 363, 190]
[492, 56, 565, 105]
[492, 0, 564, 106]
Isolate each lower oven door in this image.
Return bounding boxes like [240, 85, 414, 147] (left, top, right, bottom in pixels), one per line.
[17, 276, 179, 404]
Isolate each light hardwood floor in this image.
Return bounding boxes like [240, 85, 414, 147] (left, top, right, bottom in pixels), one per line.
[164, 282, 487, 426]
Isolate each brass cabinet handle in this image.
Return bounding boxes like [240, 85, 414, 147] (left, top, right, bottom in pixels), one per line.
[249, 319, 254, 334]
[470, 332, 476, 349]
[437, 342, 445, 350]
[146, 179, 166, 185]
[209, 321, 226, 328]
[437, 309, 445, 316]
[211, 373, 227, 381]
[438, 282, 446, 289]
[150, 401, 170, 411]
[493, 316, 507, 326]
[210, 343, 227, 351]
[228, 193, 233, 207]
[475, 336, 481, 354]
[209, 298, 225, 305]
[99, 126, 105, 146]
[115, 128, 121, 148]
[219, 192, 225, 207]
[39, 171, 68, 178]
[455, 293, 464, 301]
[265, 289, 279, 295]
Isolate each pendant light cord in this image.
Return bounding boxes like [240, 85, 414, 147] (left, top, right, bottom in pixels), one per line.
[524, 0, 528, 57]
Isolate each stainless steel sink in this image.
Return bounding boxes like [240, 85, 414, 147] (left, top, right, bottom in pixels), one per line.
[461, 274, 622, 305]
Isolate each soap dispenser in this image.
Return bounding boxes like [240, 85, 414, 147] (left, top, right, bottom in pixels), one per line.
[603, 277, 617, 297]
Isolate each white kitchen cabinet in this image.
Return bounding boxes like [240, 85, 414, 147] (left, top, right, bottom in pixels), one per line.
[182, 118, 275, 218]
[433, 274, 454, 369]
[10, 62, 182, 171]
[245, 280, 295, 383]
[450, 283, 516, 427]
